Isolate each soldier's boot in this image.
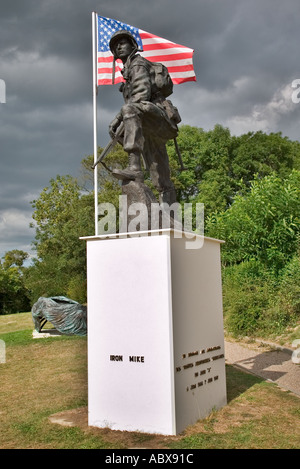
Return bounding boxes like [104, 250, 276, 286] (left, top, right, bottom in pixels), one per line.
[112, 153, 144, 182]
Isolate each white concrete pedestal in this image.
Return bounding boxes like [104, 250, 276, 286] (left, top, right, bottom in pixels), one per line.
[82, 230, 226, 435]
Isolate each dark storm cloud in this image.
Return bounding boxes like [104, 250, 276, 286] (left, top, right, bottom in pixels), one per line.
[1, 0, 300, 258]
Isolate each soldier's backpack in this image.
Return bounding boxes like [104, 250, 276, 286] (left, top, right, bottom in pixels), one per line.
[149, 61, 174, 98]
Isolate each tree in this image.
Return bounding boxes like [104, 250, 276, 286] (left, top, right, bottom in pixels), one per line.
[166, 125, 300, 218]
[2, 250, 28, 270]
[0, 250, 30, 314]
[230, 131, 300, 185]
[26, 175, 94, 303]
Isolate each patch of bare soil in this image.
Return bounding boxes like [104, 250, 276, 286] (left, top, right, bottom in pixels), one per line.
[49, 407, 180, 449]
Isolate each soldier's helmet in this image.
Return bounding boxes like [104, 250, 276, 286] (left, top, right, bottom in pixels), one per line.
[109, 30, 139, 57]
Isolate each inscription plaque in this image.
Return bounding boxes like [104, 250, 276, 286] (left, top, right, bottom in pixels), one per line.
[175, 344, 225, 392]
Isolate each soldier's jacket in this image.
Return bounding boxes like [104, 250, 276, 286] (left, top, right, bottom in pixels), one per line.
[121, 54, 153, 103]
[119, 54, 181, 127]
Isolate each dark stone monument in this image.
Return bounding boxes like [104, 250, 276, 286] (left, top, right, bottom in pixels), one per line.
[108, 29, 180, 203]
[93, 29, 183, 232]
[121, 179, 158, 231]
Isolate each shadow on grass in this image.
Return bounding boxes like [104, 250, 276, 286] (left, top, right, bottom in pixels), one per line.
[225, 364, 264, 403]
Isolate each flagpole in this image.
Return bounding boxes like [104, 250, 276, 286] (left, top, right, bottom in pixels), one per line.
[92, 11, 99, 236]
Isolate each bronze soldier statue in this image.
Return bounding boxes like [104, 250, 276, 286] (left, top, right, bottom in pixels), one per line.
[108, 30, 181, 205]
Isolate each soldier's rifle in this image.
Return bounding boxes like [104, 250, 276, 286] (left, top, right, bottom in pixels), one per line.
[92, 122, 124, 169]
[173, 137, 188, 171]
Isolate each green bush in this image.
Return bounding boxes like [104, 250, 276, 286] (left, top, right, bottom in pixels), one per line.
[207, 171, 300, 273]
[222, 256, 300, 337]
[276, 254, 300, 317]
[222, 261, 274, 336]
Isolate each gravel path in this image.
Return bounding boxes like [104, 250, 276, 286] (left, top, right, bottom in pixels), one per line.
[225, 340, 300, 397]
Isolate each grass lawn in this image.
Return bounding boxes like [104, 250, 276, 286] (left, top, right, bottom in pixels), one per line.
[0, 312, 299, 449]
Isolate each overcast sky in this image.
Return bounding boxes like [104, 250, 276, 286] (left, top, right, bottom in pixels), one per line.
[1, 0, 300, 261]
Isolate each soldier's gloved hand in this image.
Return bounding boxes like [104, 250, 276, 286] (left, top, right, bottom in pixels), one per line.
[109, 117, 121, 138]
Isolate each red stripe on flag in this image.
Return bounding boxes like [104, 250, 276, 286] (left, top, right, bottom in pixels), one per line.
[98, 56, 123, 64]
[139, 31, 157, 38]
[142, 42, 187, 51]
[167, 64, 195, 73]
[98, 67, 123, 74]
[141, 52, 193, 62]
[98, 56, 113, 63]
[98, 77, 124, 85]
[139, 31, 172, 41]
[172, 76, 196, 84]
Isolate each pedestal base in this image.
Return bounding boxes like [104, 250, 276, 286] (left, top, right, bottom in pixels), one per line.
[83, 230, 226, 435]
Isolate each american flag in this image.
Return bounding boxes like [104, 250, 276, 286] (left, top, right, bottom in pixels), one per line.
[96, 15, 196, 86]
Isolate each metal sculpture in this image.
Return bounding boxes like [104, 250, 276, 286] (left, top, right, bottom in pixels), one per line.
[32, 296, 87, 336]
